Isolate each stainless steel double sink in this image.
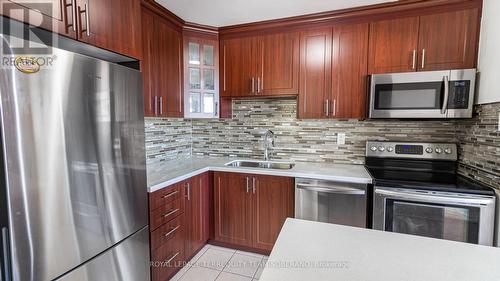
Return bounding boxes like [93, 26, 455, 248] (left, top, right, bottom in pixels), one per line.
[225, 160, 295, 170]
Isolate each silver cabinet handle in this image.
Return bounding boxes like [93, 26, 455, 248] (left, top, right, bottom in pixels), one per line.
[375, 187, 495, 205]
[246, 177, 250, 193]
[257, 77, 261, 94]
[159, 96, 163, 115]
[332, 99, 337, 117]
[296, 184, 365, 195]
[164, 225, 180, 238]
[251, 77, 255, 93]
[252, 177, 256, 194]
[162, 208, 179, 218]
[325, 99, 330, 117]
[164, 252, 180, 265]
[421, 49, 426, 69]
[186, 183, 191, 201]
[64, 0, 77, 31]
[441, 76, 450, 114]
[154, 96, 158, 116]
[412, 49, 416, 69]
[161, 190, 178, 199]
[84, 3, 90, 36]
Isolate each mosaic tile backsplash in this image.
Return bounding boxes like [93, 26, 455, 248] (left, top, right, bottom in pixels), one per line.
[145, 98, 500, 189]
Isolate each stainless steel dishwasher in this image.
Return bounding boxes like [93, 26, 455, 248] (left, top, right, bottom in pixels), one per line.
[295, 178, 368, 228]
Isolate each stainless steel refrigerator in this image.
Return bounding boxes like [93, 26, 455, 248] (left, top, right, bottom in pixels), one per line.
[0, 33, 150, 281]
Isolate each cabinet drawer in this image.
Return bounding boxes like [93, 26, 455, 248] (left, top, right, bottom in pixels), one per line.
[150, 199, 183, 231]
[150, 185, 182, 211]
[151, 230, 185, 281]
[151, 216, 183, 250]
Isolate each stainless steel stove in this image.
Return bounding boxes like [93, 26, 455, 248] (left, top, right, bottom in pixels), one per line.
[365, 141, 496, 246]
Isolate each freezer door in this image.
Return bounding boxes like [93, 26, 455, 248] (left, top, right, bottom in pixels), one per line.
[55, 226, 150, 281]
[0, 38, 147, 281]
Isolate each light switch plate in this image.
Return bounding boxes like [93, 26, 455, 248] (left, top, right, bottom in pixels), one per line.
[337, 133, 346, 145]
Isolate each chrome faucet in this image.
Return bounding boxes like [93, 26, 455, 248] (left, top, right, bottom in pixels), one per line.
[263, 130, 275, 161]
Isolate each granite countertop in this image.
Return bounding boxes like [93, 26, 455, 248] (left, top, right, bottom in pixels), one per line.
[147, 157, 373, 192]
[260, 218, 500, 281]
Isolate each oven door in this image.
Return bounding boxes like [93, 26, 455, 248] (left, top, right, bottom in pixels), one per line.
[373, 187, 496, 246]
[369, 69, 476, 119]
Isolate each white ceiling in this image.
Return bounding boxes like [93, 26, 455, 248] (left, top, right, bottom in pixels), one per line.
[155, 0, 397, 27]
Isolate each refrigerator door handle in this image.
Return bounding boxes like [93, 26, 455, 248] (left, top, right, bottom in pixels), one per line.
[2, 227, 11, 281]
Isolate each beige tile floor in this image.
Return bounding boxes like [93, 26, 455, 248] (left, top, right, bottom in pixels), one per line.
[170, 245, 269, 281]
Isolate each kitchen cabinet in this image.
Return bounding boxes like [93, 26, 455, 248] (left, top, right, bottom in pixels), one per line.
[0, 0, 141, 59]
[214, 172, 294, 251]
[220, 32, 300, 98]
[184, 36, 220, 118]
[368, 8, 480, 74]
[183, 173, 210, 260]
[298, 23, 369, 119]
[141, 5, 183, 118]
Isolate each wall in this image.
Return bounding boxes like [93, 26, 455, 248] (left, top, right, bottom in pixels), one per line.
[145, 118, 192, 164]
[456, 102, 500, 188]
[191, 98, 456, 164]
[476, 0, 500, 104]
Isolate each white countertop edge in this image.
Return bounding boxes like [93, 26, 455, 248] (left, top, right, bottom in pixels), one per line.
[148, 164, 373, 193]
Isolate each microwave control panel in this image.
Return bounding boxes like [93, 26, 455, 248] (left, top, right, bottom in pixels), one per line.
[447, 80, 470, 109]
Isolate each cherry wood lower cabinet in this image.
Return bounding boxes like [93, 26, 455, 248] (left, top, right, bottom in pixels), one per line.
[214, 172, 294, 252]
[149, 173, 210, 281]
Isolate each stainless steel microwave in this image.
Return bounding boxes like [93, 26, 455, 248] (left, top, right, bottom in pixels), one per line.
[369, 69, 476, 119]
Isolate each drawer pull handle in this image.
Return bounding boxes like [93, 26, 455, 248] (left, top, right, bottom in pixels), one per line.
[165, 252, 180, 265]
[164, 225, 180, 238]
[162, 209, 179, 218]
[162, 190, 179, 199]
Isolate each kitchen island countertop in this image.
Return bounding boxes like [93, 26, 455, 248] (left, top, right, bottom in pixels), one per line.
[147, 157, 372, 192]
[260, 218, 500, 281]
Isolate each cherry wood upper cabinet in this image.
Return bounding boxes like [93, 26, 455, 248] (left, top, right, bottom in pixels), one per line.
[368, 17, 420, 74]
[214, 172, 253, 247]
[257, 32, 300, 96]
[220, 37, 257, 98]
[418, 8, 479, 71]
[141, 5, 183, 118]
[332, 23, 369, 119]
[253, 175, 294, 251]
[75, 0, 141, 59]
[298, 28, 332, 119]
[0, 0, 77, 38]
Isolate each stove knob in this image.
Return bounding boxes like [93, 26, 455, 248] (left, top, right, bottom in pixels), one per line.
[378, 146, 385, 152]
[387, 147, 394, 152]
[370, 146, 378, 152]
[435, 147, 443, 154]
[425, 147, 433, 153]
[444, 148, 453, 154]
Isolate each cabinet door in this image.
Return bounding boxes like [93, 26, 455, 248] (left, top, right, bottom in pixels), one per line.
[0, 0, 77, 38]
[331, 23, 369, 119]
[141, 7, 156, 117]
[253, 175, 294, 251]
[298, 28, 332, 119]
[214, 172, 253, 247]
[184, 174, 210, 260]
[157, 17, 183, 117]
[368, 17, 419, 74]
[220, 37, 258, 97]
[257, 32, 299, 96]
[418, 8, 479, 71]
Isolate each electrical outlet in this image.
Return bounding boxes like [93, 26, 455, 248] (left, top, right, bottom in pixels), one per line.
[337, 133, 346, 145]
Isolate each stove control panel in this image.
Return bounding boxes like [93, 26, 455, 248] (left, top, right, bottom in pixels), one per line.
[366, 141, 458, 160]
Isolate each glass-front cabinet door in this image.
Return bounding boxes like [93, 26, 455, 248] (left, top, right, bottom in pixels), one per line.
[184, 37, 219, 118]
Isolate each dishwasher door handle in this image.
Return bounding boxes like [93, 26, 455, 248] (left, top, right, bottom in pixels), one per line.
[296, 184, 365, 195]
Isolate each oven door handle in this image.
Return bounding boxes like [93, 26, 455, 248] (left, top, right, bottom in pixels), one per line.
[375, 188, 495, 206]
[441, 75, 450, 115]
[296, 184, 365, 195]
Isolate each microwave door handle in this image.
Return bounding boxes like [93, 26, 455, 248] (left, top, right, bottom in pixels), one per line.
[441, 75, 450, 114]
